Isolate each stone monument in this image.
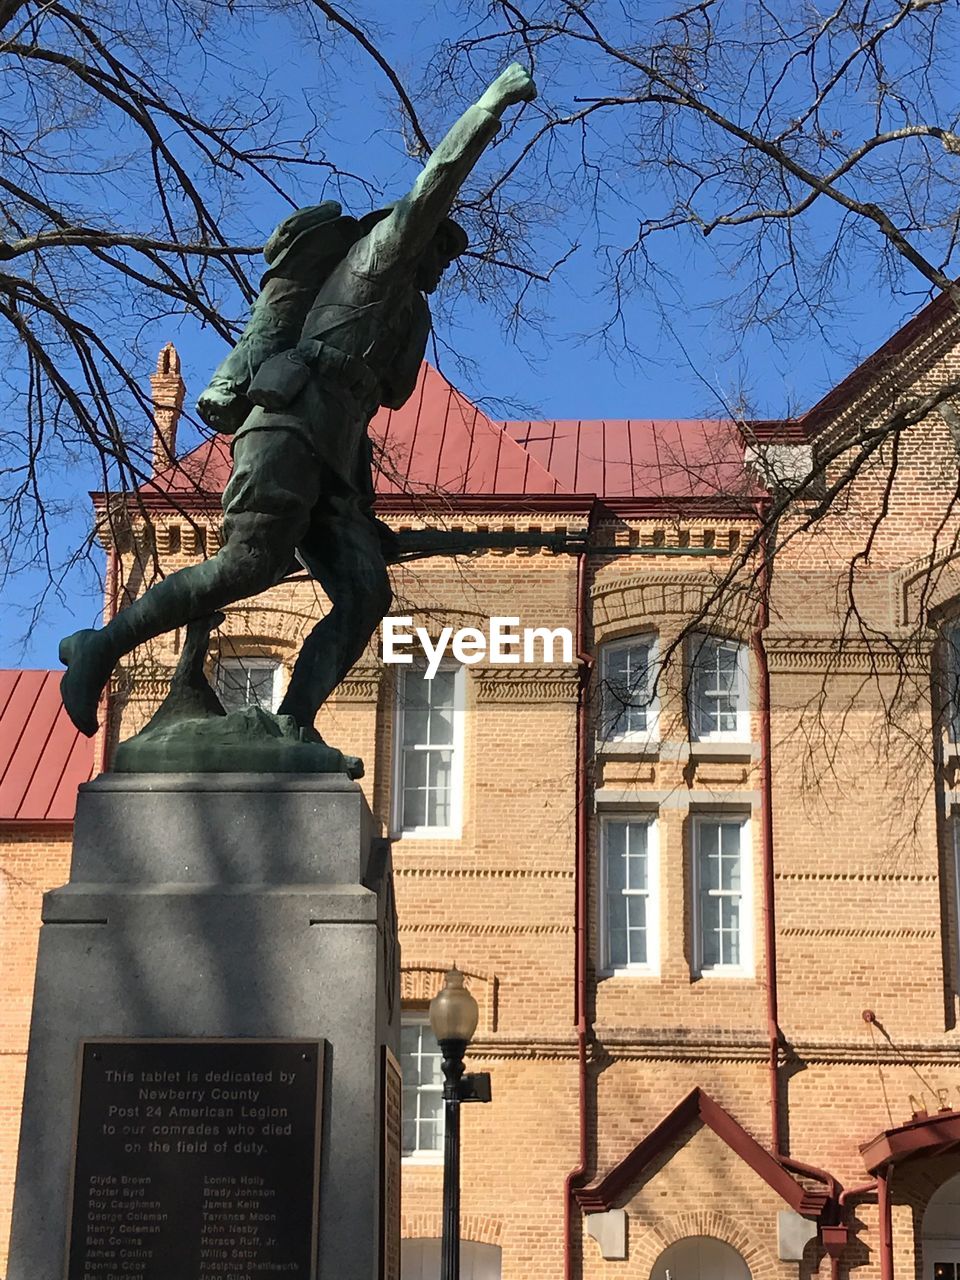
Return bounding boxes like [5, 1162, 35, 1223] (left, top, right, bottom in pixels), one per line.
[7, 64, 538, 1280]
[8, 773, 397, 1280]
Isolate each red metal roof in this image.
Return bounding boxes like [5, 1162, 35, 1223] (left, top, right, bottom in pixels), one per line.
[150, 363, 566, 502]
[503, 417, 757, 500]
[0, 671, 95, 822]
[374, 364, 565, 497]
[141, 283, 960, 503]
[146, 366, 756, 505]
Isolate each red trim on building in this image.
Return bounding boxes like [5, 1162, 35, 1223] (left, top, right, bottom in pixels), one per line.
[573, 1087, 830, 1218]
[796, 289, 956, 439]
[376, 493, 594, 517]
[860, 1108, 960, 1174]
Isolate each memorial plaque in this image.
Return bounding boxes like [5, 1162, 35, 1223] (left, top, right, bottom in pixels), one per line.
[66, 1039, 323, 1280]
[379, 1047, 401, 1280]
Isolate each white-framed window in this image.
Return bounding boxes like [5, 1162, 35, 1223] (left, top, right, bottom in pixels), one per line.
[393, 666, 465, 837]
[600, 816, 659, 974]
[692, 815, 752, 976]
[599, 635, 659, 741]
[216, 657, 283, 713]
[400, 1014, 443, 1162]
[689, 635, 749, 741]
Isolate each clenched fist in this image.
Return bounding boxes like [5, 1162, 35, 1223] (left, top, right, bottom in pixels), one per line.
[478, 63, 538, 117]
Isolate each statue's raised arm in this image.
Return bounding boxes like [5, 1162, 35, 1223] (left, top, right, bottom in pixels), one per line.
[367, 63, 537, 269]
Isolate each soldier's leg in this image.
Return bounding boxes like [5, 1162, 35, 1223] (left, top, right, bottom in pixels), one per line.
[277, 502, 392, 731]
[60, 430, 320, 736]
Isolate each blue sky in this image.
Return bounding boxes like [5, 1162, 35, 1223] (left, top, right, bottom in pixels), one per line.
[1, 0, 945, 666]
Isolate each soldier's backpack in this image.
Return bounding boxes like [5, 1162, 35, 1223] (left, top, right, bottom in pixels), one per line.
[196, 201, 363, 434]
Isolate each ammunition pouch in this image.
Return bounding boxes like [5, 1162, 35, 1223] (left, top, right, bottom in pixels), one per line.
[248, 339, 380, 411]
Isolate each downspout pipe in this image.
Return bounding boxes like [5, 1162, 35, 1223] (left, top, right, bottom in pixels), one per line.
[563, 505, 595, 1280]
[839, 1182, 879, 1208]
[878, 1165, 895, 1280]
[750, 509, 850, 1259]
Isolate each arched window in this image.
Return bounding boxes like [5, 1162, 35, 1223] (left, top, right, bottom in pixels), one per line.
[651, 1236, 751, 1280]
[401, 1239, 501, 1280]
[923, 1171, 960, 1280]
[599, 634, 659, 742]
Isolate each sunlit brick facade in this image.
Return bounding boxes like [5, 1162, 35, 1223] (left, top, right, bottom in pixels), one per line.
[5, 297, 960, 1280]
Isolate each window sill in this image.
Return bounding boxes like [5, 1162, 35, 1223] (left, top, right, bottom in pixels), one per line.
[599, 967, 661, 980]
[595, 738, 660, 759]
[402, 1155, 444, 1168]
[392, 828, 463, 841]
[688, 740, 757, 761]
[693, 968, 755, 981]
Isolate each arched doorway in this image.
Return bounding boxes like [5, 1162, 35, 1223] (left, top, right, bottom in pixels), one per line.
[651, 1237, 752, 1280]
[923, 1172, 960, 1280]
[400, 1238, 502, 1280]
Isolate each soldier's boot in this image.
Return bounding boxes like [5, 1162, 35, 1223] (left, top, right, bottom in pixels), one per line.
[60, 534, 291, 736]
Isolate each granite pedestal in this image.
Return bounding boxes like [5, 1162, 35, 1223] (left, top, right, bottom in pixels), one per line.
[7, 772, 399, 1280]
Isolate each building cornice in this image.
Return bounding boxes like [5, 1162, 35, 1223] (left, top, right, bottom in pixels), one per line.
[590, 1030, 960, 1066]
[764, 632, 933, 674]
[467, 1036, 581, 1061]
[473, 667, 580, 703]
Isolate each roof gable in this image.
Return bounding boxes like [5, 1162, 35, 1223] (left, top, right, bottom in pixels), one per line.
[797, 289, 956, 439]
[574, 1087, 829, 1218]
[746, 287, 959, 444]
[374, 363, 565, 497]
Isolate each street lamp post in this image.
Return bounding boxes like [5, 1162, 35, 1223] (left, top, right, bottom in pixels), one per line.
[429, 968, 492, 1280]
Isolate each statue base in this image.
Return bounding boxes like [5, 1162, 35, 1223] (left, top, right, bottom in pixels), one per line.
[113, 704, 364, 779]
[7, 773, 398, 1280]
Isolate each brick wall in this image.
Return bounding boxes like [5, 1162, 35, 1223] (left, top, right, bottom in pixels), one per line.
[6, 314, 960, 1279]
[0, 826, 73, 1268]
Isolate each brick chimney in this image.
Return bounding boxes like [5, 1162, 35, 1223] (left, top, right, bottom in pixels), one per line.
[149, 341, 185, 474]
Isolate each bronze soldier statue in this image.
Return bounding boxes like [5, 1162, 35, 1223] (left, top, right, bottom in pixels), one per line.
[59, 64, 537, 740]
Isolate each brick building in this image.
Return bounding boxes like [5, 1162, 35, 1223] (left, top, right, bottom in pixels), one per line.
[4, 293, 960, 1280]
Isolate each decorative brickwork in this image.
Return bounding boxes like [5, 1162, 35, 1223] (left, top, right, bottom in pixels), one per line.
[400, 965, 498, 1032]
